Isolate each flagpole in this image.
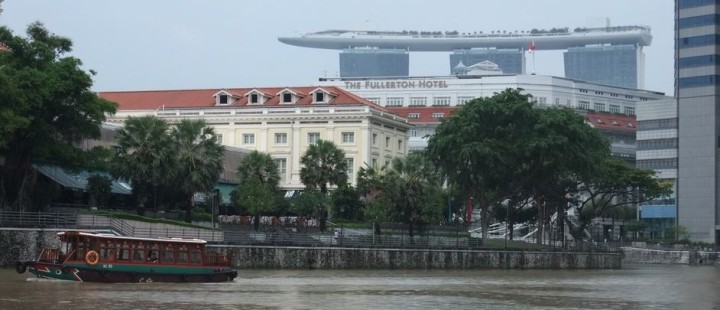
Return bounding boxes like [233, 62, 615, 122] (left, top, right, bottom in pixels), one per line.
[531, 40, 536, 75]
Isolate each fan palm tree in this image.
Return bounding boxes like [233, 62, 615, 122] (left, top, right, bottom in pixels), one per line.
[236, 150, 280, 190]
[300, 139, 348, 231]
[171, 119, 224, 223]
[300, 139, 348, 195]
[390, 153, 443, 237]
[111, 116, 173, 215]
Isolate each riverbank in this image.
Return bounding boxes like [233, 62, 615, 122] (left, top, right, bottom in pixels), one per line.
[220, 245, 621, 269]
[621, 247, 720, 265]
[1, 231, 620, 269]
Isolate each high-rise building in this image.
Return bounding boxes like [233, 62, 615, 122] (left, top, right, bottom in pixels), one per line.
[450, 49, 524, 74]
[339, 48, 409, 77]
[636, 98, 678, 238]
[676, 0, 720, 244]
[564, 44, 644, 89]
[279, 26, 652, 87]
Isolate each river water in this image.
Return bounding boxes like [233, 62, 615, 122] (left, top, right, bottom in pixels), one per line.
[0, 265, 718, 309]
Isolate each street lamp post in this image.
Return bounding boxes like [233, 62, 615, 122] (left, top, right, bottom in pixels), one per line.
[447, 196, 452, 224]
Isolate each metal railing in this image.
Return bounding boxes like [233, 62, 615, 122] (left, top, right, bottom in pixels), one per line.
[0, 211, 619, 251]
[0, 210, 224, 242]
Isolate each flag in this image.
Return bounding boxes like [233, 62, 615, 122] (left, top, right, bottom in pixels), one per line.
[528, 41, 536, 53]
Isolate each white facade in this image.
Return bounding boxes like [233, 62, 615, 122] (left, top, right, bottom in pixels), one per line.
[318, 74, 670, 150]
[103, 88, 412, 190]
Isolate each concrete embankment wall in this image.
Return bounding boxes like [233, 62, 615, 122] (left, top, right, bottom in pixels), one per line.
[621, 247, 720, 265]
[221, 246, 621, 269]
[0, 230, 59, 266]
[0, 231, 620, 269]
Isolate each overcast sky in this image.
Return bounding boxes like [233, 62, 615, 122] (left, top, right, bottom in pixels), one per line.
[1, 0, 674, 95]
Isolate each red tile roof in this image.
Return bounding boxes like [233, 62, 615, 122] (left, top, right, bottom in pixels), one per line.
[586, 111, 636, 132]
[99, 86, 390, 113]
[0, 42, 11, 53]
[385, 106, 460, 124]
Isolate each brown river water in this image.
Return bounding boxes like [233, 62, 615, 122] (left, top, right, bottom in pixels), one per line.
[0, 265, 719, 309]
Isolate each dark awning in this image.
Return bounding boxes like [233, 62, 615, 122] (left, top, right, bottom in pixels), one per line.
[33, 164, 132, 195]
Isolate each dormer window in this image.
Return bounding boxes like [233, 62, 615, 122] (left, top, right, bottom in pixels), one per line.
[244, 89, 269, 105]
[276, 88, 302, 104]
[213, 90, 235, 106]
[310, 88, 336, 104]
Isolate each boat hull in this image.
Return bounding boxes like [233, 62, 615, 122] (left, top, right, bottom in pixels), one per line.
[21, 261, 238, 283]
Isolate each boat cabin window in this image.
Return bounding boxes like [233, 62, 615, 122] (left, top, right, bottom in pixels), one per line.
[133, 243, 146, 262]
[161, 244, 175, 263]
[190, 251, 202, 264]
[117, 241, 131, 261]
[177, 245, 189, 264]
[148, 243, 160, 262]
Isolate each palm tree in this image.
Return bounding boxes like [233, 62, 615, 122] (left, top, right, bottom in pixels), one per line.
[300, 139, 348, 195]
[170, 119, 224, 223]
[233, 150, 280, 230]
[389, 153, 443, 237]
[356, 162, 389, 204]
[236, 151, 280, 190]
[111, 116, 173, 215]
[300, 139, 348, 231]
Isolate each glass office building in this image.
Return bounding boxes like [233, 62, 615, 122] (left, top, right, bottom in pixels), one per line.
[339, 48, 409, 78]
[676, 0, 720, 244]
[449, 49, 524, 74]
[564, 44, 642, 89]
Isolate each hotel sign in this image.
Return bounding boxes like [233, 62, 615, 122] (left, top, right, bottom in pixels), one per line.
[343, 80, 449, 89]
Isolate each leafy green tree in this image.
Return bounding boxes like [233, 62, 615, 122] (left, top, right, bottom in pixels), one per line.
[357, 153, 444, 236]
[232, 150, 280, 230]
[111, 116, 173, 215]
[330, 185, 362, 221]
[519, 107, 610, 244]
[290, 189, 328, 220]
[231, 178, 275, 231]
[626, 220, 648, 239]
[300, 139, 348, 195]
[86, 174, 112, 209]
[427, 89, 535, 239]
[567, 158, 671, 241]
[170, 119, 224, 223]
[0, 22, 117, 210]
[668, 225, 690, 242]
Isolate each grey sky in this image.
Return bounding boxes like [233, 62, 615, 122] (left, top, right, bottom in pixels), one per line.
[2, 0, 674, 95]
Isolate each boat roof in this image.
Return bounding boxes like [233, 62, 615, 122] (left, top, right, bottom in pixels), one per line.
[57, 231, 207, 245]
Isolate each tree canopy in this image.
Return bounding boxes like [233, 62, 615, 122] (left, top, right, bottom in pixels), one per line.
[0, 22, 117, 210]
[231, 150, 280, 230]
[427, 88, 667, 243]
[300, 139, 348, 195]
[171, 119, 224, 222]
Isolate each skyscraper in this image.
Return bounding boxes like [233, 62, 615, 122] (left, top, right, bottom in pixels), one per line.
[339, 48, 409, 77]
[676, 0, 720, 244]
[564, 44, 644, 89]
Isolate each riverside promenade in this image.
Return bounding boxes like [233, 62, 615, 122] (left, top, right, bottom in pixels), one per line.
[0, 210, 621, 269]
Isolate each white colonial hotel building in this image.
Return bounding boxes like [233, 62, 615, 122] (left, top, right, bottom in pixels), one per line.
[101, 86, 412, 190]
[318, 73, 671, 161]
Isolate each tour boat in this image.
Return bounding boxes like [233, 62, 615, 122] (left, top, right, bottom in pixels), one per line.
[15, 231, 237, 283]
